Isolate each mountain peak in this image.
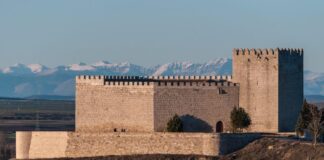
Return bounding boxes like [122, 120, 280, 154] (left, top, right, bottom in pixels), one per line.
[27, 64, 48, 73]
[93, 60, 110, 66]
[69, 63, 95, 71]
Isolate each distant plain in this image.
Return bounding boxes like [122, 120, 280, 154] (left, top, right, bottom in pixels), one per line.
[0, 98, 74, 131]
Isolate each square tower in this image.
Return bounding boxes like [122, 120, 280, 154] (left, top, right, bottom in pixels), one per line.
[232, 48, 303, 132]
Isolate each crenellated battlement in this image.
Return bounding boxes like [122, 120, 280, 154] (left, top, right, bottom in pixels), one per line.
[76, 75, 105, 85]
[232, 48, 303, 56]
[104, 81, 238, 87]
[76, 75, 232, 81]
[76, 75, 105, 80]
[76, 75, 237, 87]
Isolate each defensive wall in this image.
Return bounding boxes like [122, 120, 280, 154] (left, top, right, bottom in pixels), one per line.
[232, 48, 303, 132]
[16, 131, 261, 159]
[76, 75, 239, 133]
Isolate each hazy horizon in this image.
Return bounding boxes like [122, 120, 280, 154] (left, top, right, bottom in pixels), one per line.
[1, 0, 323, 72]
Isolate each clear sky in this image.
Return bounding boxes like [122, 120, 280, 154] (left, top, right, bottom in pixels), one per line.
[0, 0, 323, 72]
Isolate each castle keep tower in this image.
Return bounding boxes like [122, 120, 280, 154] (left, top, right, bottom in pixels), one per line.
[232, 48, 304, 132]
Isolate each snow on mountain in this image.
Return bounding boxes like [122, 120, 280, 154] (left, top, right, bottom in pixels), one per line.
[92, 60, 111, 67]
[27, 64, 48, 73]
[151, 58, 232, 76]
[1, 63, 49, 75]
[0, 59, 323, 97]
[304, 70, 324, 95]
[1, 63, 33, 74]
[68, 62, 96, 71]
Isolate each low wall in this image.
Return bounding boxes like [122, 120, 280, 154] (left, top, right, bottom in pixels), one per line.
[66, 132, 218, 158]
[16, 132, 69, 159]
[16, 132, 261, 159]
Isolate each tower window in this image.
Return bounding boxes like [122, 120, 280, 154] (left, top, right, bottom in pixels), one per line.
[219, 88, 227, 94]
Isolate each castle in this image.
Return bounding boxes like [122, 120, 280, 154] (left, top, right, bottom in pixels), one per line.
[76, 48, 303, 133]
[16, 48, 304, 159]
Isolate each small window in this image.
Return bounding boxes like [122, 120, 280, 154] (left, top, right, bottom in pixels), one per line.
[219, 88, 227, 94]
[265, 57, 269, 61]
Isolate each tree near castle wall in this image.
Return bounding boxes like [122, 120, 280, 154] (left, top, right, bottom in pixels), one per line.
[295, 100, 312, 136]
[166, 114, 183, 132]
[308, 105, 324, 147]
[230, 107, 251, 133]
[296, 100, 324, 147]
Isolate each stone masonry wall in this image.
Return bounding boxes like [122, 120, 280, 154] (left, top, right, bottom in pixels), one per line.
[232, 48, 279, 132]
[66, 132, 218, 157]
[232, 48, 303, 132]
[76, 76, 239, 133]
[16, 131, 261, 159]
[278, 52, 304, 131]
[76, 78, 155, 132]
[16, 132, 69, 159]
[154, 82, 239, 132]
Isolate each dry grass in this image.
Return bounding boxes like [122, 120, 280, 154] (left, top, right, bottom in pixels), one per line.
[0, 143, 15, 160]
[221, 137, 324, 160]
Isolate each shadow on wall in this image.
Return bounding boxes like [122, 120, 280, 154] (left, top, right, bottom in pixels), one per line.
[180, 115, 213, 132]
[218, 133, 261, 155]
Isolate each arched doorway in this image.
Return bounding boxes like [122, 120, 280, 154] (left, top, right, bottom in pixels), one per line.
[216, 121, 223, 133]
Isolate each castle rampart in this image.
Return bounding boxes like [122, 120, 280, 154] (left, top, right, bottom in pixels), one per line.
[76, 76, 239, 133]
[16, 131, 261, 159]
[76, 75, 233, 82]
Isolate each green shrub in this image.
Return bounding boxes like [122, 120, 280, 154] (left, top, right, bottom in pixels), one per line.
[230, 107, 251, 132]
[166, 114, 183, 132]
[295, 99, 312, 133]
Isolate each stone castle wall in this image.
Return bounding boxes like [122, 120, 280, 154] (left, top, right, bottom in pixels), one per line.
[16, 131, 261, 159]
[154, 82, 239, 132]
[76, 76, 239, 132]
[278, 51, 304, 131]
[232, 48, 303, 132]
[76, 76, 155, 132]
[16, 132, 69, 159]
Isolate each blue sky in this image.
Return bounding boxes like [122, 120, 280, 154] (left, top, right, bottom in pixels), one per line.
[0, 0, 323, 72]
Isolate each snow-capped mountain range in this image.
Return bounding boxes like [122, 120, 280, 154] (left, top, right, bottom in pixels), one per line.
[0, 58, 322, 97]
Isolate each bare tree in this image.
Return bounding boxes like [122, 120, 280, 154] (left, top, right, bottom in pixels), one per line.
[308, 104, 324, 147]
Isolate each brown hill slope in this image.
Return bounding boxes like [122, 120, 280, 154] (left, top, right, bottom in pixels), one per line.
[220, 137, 324, 160]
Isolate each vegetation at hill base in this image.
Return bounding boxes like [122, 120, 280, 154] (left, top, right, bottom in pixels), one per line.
[295, 100, 324, 146]
[295, 100, 312, 135]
